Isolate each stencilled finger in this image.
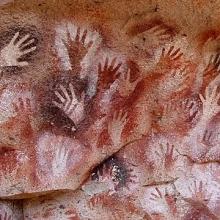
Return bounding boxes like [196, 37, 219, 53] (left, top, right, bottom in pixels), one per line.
[98, 62, 102, 74]
[148, 25, 162, 34]
[155, 28, 167, 36]
[64, 98, 71, 113]
[17, 61, 29, 66]
[173, 52, 183, 60]
[214, 54, 220, 66]
[208, 54, 214, 65]
[167, 46, 175, 56]
[22, 46, 36, 55]
[55, 90, 65, 103]
[161, 47, 166, 57]
[210, 85, 218, 100]
[171, 48, 181, 58]
[75, 27, 80, 42]
[10, 32, 20, 45]
[20, 38, 35, 49]
[125, 69, 131, 82]
[52, 100, 63, 109]
[110, 57, 117, 71]
[113, 62, 122, 73]
[117, 109, 123, 121]
[17, 34, 31, 47]
[69, 83, 77, 102]
[121, 112, 128, 126]
[104, 57, 109, 71]
[80, 92, 86, 103]
[81, 29, 88, 44]
[60, 85, 71, 102]
[199, 93, 205, 103]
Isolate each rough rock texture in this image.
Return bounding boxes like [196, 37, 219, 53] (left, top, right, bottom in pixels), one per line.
[0, 0, 220, 219]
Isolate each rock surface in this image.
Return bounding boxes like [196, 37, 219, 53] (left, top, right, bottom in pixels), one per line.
[0, 0, 220, 219]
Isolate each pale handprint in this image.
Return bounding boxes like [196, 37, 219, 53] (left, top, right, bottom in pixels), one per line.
[162, 46, 183, 60]
[0, 211, 12, 220]
[118, 69, 142, 97]
[97, 57, 122, 90]
[52, 146, 70, 178]
[0, 32, 36, 67]
[188, 180, 212, 205]
[155, 143, 178, 170]
[145, 25, 171, 43]
[52, 83, 85, 131]
[108, 110, 127, 147]
[199, 85, 220, 121]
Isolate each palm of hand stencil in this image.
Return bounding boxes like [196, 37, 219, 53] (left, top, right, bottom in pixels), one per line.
[118, 68, 142, 97]
[64, 27, 93, 75]
[52, 145, 70, 178]
[0, 32, 36, 67]
[108, 110, 127, 147]
[199, 85, 220, 122]
[97, 57, 122, 91]
[53, 83, 85, 131]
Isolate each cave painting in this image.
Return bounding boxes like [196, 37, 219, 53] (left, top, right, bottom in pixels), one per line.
[0, 0, 220, 219]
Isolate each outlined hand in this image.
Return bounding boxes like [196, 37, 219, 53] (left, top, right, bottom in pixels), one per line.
[158, 46, 183, 65]
[118, 69, 142, 97]
[199, 85, 220, 121]
[97, 57, 122, 90]
[155, 143, 178, 170]
[188, 180, 212, 204]
[108, 110, 127, 147]
[150, 187, 164, 202]
[64, 27, 93, 73]
[0, 32, 36, 67]
[150, 186, 179, 217]
[53, 83, 85, 131]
